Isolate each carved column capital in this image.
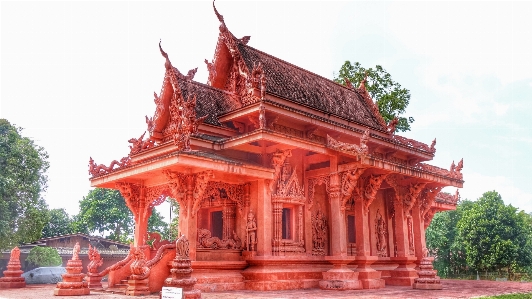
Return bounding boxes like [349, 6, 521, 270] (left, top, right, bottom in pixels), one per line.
[116, 182, 141, 217]
[190, 170, 214, 218]
[363, 173, 387, 214]
[340, 167, 366, 210]
[163, 169, 188, 215]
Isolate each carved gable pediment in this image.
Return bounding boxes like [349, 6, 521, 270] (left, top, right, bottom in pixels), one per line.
[272, 161, 305, 203]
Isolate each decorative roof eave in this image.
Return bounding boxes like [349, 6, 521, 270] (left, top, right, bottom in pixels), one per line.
[90, 150, 274, 189]
[262, 98, 435, 157]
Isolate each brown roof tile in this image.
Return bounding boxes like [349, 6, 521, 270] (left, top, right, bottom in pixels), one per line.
[236, 43, 387, 132]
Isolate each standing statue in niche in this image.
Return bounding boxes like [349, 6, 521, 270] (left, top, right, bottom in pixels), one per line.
[375, 209, 388, 257]
[312, 209, 328, 256]
[246, 211, 257, 251]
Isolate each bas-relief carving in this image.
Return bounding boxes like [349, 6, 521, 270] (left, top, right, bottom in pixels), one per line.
[197, 228, 242, 250]
[407, 215, 415, 256]
[307, 175, 330, 209]
[270, 148, 292, 191]
[375, 209, 388, 257]
[312, 208, 328, 256]
[271, 158, 306, 255]
[176, 235, 190, 258]
[327, 129, 369, 160]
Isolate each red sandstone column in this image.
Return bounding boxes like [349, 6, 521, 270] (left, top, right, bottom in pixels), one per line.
[393, 199, 409, 257]
[412, 203, 425, 263]
[354, 199, 370, 256]
[185, 174, 197, 260]
[256, 179, 272, 256]
[387, 193, 418, 286]
[328, 156, 347, 256]
[352, 199, 384, 289]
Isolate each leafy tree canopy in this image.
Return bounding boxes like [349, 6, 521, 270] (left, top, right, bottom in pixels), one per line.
[41, 208, 75, 238]
[0, 119, 50, 250]
[26, 246, 62, 267]
[426, 199, 474, 277]
[456, 191, 532, 272]
[334, 61, 414, 132]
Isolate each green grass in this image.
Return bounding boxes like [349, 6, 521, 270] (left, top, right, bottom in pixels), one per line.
[480, 294, 532, 299]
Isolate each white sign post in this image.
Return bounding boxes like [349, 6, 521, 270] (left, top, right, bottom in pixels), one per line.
[161, 287, 183, 299]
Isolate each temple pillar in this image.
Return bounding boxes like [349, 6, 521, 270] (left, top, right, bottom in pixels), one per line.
[319, 166, 361, 290]
[387, 190, 418, 286]
[393, 199, 409, 257]
[256, 179, 272, 256]
[354, 199, 370, 256]
[185, 174, 197, 261]
[133, 188, 151, 247]
[328, 172, 346, 256]
[352, 199, 384, 289]
[412, 203, 425, 263]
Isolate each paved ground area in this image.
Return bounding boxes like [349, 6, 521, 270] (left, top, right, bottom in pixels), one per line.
[0, 280, 531, 299]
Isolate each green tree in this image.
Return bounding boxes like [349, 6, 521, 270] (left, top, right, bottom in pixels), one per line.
[426, 199, 474, 277]
[456, 191, 532, 273]
[167, 198, 180, 240]
[75, 188, 170, 243]
[334, 61, 414, 132]
[26, 246, 62, 267]
[0, 119, 50, 250]
[41, 208, 75, 238]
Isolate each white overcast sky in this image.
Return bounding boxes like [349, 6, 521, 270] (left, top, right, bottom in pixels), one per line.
[1, 1, 532, 219]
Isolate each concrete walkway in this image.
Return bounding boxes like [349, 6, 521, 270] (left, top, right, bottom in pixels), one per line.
[0, 280, 531, 299]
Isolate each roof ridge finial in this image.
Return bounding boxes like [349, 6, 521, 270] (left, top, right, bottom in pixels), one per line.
[213, 0, 225, 24]
[159, 39, 172, 70]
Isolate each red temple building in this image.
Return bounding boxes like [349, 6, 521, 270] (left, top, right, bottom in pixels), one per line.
[88, 3, 463, 294]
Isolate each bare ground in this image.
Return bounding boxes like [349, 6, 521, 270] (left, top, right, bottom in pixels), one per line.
[0, 280, 531, 299]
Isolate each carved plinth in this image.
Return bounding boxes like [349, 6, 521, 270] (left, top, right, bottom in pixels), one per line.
[242, 250, 256, 260]
[319, 257, 361, 290]
[53, 259, 89, 296]
[126, 279, 150, 296]
[163, 258, 201, 299]
[86, 274, 103, 289]
[413, 257, 442, 290]
[161, 235, 201, 299]
[0, 247, 25, 289]
[385, 256, 418, 286]
[353, 256, 385, 289]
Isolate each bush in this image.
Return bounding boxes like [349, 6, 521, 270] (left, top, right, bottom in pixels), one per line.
[26, 246, 62, 267]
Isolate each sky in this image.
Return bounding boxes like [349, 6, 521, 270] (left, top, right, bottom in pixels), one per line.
[2, 1, 532, 220]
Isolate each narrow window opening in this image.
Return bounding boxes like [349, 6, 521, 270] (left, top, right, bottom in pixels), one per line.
[211, 211, 223, 239]
[347, 215, 356, 243]
[282, 208, 292, 239]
